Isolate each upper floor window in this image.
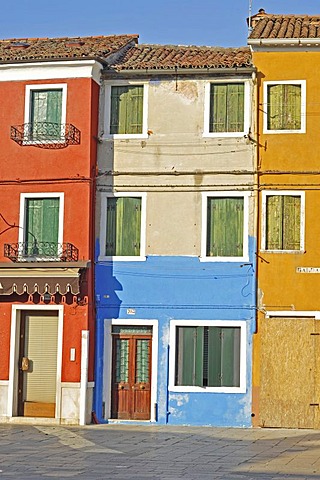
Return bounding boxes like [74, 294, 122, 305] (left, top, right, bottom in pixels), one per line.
[261, 191, 305, 252]
[25, 84, 67, 142]
[204, 81, 250, 137]
[263, 81, 306, 134]
[105, 83, 148, 139]
[201, 192, 249, 262]
[19, 193, 64, 260]
[99, 193, 147, 261]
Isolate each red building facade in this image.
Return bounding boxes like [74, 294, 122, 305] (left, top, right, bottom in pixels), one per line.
[0, 35, 137, 424]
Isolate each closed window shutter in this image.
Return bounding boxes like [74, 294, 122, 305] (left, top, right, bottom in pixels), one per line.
[266, 195, 300, 250]
[31, 90, 62, 139]
[175, 327, 196, 386]
[210, 83, 244, 132]
[283, 195, 301, 250]
[106, 197, 141, 256]
[110, 86, 143, 134]
[207, 197, 244, 257]
[268, 84, 301, 130]
[207, 327, 222, 387]
[25, 198, 60, 251]
[220, 327, 240, 387]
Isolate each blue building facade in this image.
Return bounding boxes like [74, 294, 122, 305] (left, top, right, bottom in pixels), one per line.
[94, 44, 257, 426]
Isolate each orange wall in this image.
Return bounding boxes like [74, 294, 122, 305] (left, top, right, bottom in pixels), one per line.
[254, 51, 320, 312]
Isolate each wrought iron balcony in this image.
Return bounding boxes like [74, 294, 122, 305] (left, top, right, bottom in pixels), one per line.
[10, 122, 81, 149]
[4, 242, 79, 262]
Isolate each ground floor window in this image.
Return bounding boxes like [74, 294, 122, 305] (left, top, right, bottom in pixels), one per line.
[170, 320, 246, 393]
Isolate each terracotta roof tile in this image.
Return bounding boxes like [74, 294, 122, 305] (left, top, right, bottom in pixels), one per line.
[106, 44, 252, 71]
[0, 34, 138, 63]
[249, 11, 320, 40]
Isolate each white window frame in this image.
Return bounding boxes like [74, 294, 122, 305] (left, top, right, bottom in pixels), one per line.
[98, 192, 147, 262]
[263, 80, 306, 134]
[261, 190, 305, 253]
[24, 84, 67, 145]
[169, 319, 247, 394]
[104, 81, 149, 139]
[200, 191, 250, 262]
[19, 192, 64, 258]
[203, 79, 250, 137]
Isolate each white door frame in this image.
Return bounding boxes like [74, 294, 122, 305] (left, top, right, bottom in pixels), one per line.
[7, 304, 64, 418]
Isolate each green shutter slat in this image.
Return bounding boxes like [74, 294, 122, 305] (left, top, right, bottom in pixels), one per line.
[268, 84, 301, 130]
[220, 327, 241, 387]
[283, 195, 301, 250]
[106, 197, 141, 256]
[110, 86, 143, 134]
[194, 327, 204, 386]
[175, 327, 196, 386]
[25, 198, 59, 255]
[207, 197, 244, 257]
[207, 327, 222, 387]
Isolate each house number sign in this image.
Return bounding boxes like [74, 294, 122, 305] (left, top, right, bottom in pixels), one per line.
[296, 267, 320, 273]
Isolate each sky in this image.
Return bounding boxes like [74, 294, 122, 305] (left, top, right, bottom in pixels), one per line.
[2, 0, 320, 48]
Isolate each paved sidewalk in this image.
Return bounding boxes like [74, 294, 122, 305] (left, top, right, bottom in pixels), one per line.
[1, 424, 320, 479]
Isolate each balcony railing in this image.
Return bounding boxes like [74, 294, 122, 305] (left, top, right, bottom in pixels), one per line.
[10, 122, 81, 149]
[4, 242, 79, 262]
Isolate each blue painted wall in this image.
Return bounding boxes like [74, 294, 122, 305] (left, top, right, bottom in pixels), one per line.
[94, 238, 256, 427]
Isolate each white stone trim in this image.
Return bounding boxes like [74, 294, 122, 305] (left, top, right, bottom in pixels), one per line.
[263, 80, 306, 134]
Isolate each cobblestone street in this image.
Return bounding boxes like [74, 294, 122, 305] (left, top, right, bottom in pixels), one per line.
[1, 424, 320, 479]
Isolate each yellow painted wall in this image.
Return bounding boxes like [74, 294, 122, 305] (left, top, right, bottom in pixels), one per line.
[252, 50, 320, 427]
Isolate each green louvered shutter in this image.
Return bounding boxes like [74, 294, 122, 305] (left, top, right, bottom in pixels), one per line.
[25, 198, 59, 254]
[210, 83, 244, 133]
[175, 327, 204, 386]
[207, 327, 240, 387]
[267, 84, 301, 130]
[266, 195, 301, 250]
[110, 86, 143, 134]
[106, 197, 141, 256]
[207, 197, 244, 257]
[31, 90, 62, 139]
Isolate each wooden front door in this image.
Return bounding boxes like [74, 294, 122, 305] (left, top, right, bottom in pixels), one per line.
[259, 317, 320, 428]
[18, 312, 59, 418]
[111, 327, 152, 420]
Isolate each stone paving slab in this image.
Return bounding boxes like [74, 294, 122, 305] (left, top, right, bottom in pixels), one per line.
[1, 425, 320, 479]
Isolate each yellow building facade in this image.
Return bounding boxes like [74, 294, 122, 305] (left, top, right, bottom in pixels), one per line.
[249, 10, 320, 428]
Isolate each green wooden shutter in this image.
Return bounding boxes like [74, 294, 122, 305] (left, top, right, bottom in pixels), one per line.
[220, 327, 240, 387]
[266, 195, 300, 250]
[110, 86, 143, 134]
[207, 327, 222, 387]
[207, 197, 244, 257]
[106, 197, 141, 256]
[266, 195, 282, 249]
[210, 83, 244, 133]
[268, 84, 301, 130]
[207, 327, 240, 387]
[25, 198, 59, 254]
[31, 90, 62, 139]
[283, 195, 301, 250]
[175, 326, 204, 386]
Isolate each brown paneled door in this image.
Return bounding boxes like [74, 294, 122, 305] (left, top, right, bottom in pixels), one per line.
[18, 312, 59, 418]
[111, 327, 152, 420]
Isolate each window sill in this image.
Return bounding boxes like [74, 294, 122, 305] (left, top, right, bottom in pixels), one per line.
[169, 385, 246, 394]
[263, 129, 305, 134]
[103, 133, 149, 140]
[98, 255, 147, 262]
[202, 132, 246, 138]
[260, 249, 304, 254]
[199, 255, 249, 263]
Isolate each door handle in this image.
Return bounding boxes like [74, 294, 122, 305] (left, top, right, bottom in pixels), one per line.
[140, 385, 146, 390]
[21, 357, 30, 371]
